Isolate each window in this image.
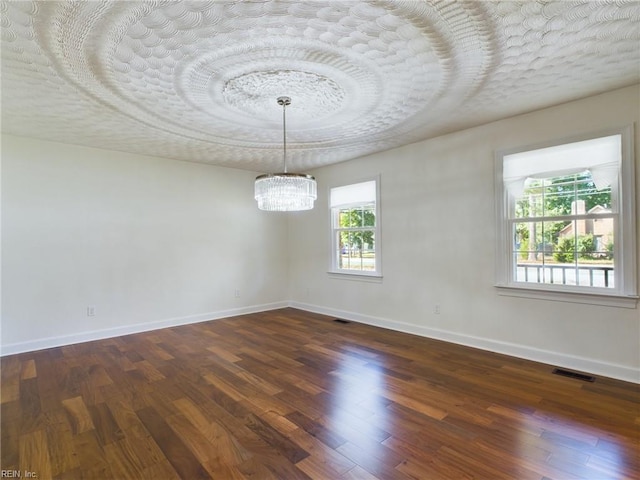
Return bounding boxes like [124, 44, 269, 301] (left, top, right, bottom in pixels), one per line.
[495, 128, 637, 305]
[330, 179, 380, 276]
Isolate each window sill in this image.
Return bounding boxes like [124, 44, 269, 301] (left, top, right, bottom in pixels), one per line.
[495, 284, 638, 308]
[328, 271, 383, 283]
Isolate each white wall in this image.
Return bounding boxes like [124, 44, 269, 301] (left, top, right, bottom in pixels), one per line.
[289, 85, 640, 383]
[1, 136, 289, 353]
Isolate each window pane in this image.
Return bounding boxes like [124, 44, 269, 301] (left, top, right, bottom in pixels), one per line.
[579, 226, 615, 288]
[516, 173, 615, 219]
[338, 231, 356, 270]
[514, 221, 566, 285]
[516, 182, 543, 218]
[514, 219, 616, 288]
[575, 176, 612, 214]
[338, 231, 349, 269]
[514, 221, 544, 264]
[356, 208, 365, 227]
[336, 229, 376, 271]
[339, 209, 351, 228]
[341, 232, 360, 270]
[362, 231, 375, 271]
[363, 208, 375, 227]
[592, 222, 614, 261]
[542, 176, 575, 216]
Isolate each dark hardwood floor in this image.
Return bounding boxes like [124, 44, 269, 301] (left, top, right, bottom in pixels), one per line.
[1, 308, 638, 479]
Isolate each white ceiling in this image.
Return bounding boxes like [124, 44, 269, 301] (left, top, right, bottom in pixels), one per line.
[2, 1, 639, 173]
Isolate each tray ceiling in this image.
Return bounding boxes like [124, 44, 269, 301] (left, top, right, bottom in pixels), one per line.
[2, 1, 639, 173]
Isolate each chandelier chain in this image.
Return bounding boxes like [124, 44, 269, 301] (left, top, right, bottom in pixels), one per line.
[277, 96, 291, 173]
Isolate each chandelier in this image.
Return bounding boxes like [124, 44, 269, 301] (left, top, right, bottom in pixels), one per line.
[255, 96, 317, 211]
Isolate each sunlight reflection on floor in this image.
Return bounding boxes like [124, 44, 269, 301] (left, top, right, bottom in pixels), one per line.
[494, 404, 630, 479]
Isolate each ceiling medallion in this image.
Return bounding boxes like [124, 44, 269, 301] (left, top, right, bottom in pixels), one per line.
[223, 70, 345, 121]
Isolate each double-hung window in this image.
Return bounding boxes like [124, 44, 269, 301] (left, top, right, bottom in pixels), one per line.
[330, 179, 380, 276]
[495, 127, 637, 305]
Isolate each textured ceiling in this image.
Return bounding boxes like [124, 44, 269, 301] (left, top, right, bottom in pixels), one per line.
[2, 1, 639, 173]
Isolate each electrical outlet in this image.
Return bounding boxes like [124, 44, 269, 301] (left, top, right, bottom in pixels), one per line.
[434, 304, 440, 314]
[87, 306, 96, 316]
[234, 289, 241, 298]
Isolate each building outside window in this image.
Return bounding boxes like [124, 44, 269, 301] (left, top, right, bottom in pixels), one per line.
[330, 179, 381, 276]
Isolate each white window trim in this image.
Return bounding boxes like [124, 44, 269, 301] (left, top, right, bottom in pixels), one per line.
[328, 176, 382, 278]
[494, 125, 637, 307]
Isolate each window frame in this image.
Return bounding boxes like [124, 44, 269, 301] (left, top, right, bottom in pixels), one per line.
[494, 126, 637, 307]
[329, 177, 382, 278]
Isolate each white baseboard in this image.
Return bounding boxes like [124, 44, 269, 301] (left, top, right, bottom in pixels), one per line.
[0, 301, 288, 356]
[289, 301, 640, 384]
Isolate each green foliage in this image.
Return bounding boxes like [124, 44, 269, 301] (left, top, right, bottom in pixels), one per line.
[606, 241, 614, 260]
[516, 223, 529, 241]
[339, 207, 375, 228]
[516, 173, 611, 219]
[339, 206, 375, 251]
[544, 173, 610, 214]
[577, 234, 595, 259]
[340, 231, 371, 251]
[554, 237, 575, 263]
[518, 238, 530, 260]
[545, 222, 567, 244]
[553, 235, 599, 263]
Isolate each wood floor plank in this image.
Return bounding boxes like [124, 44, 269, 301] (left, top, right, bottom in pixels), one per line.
[61, 396, 95, 435]
[317, 405, 391, 447]
[103, 437, 147, 479]
[133, 360, 166, 383]
[340, 465, 382, 480]
[1, 401, 20, 468]
[141, 460, 181, 479]
[1, 357, 21, 404]
[238, 453, 312, 480]
[1, 308, 638, 480]
[120, 423, 171, 471]
[244, 412, 310, 464]
[45, 409, 80, 478]
[288, 426, 356, 478]
[18, 429, 52, 480]
[335, 440, 410, 480]
[395, 455, 475, 480]
[164, 411, 239, 478]
[72, 430, 115, 479]
[88, 402, 125, 446]
[172, 397, 253, 467]
[285, 410, 348, 450]
[20, 359, 37, 380]
[104, 395, 143, 433]
[136, 405, 211, 479]
[19, 377, 44, 434]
